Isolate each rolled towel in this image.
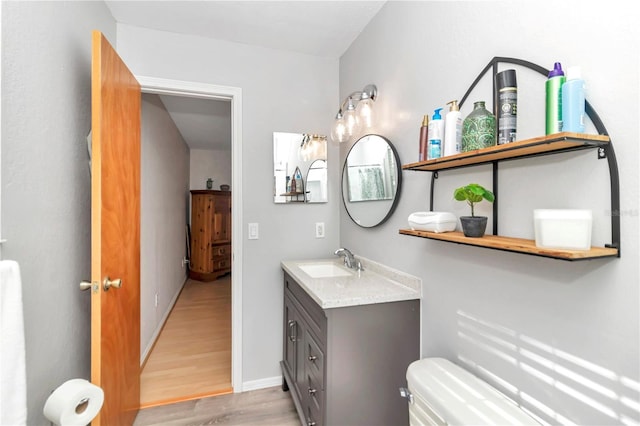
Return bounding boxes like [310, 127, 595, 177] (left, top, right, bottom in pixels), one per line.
[1, 260, 27, 426]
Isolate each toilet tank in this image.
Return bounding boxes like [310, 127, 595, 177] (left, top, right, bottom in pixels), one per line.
[405, 358, 539, 425]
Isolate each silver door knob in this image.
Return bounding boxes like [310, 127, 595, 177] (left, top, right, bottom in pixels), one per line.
[103, 277, 122, 291]
[79, 281, 92, 291]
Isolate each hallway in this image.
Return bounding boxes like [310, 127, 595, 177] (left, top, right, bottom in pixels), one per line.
[140, 276, 232, 407]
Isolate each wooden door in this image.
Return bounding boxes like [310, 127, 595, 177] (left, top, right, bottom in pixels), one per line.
[91, 30, 141, 426]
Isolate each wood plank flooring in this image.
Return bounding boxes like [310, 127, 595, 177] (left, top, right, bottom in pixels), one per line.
[140, 276, 233, 408]
[134, 386, 299, 426]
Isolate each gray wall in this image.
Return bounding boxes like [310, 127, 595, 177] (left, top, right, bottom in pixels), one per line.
[339, 1, 639, 424]
[0, 2, 116, 424]
[115, 24, 341, 384]
[140, 93, 190, 361]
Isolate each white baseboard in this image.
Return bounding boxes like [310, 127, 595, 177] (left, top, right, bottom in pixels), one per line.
[140, 278, 186, 365]
[241, 376, 283, 392]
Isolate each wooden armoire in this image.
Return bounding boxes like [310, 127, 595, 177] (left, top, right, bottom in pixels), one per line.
[189, 190, 231, 281]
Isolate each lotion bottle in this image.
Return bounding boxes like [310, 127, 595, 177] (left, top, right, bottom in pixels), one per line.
[427, 108, 444, 160]
[419, 115, 429, 161]
[561, 66, 586, 133]
[444, 100, 462, 156]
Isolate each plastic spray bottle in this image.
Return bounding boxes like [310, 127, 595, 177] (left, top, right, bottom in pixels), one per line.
[444, 100, 462, 156]
[561, 66, 586, 133]
[427, 108, 444, 160]
[545, 62, 565, 135]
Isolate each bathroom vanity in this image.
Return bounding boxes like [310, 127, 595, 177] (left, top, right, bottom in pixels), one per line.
[280, 258, 421, 426]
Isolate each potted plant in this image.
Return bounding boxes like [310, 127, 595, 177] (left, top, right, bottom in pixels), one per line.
[453, 183, 495, 237]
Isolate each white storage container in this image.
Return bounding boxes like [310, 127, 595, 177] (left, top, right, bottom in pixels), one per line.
[408, 212, 457, 233]
[405, 358, 539, 425]
[534, 209, 592, 250]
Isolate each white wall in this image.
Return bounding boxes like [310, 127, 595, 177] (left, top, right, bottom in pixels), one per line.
[189, 148, 232, 191]
[140, 93, 190, 361]
[0, 2, 116, 424]
[340, 1, 639, 424]
[116, 24, 340, 384]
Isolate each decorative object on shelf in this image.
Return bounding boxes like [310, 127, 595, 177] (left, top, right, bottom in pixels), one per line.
[534, 209, 592, 250]
[495, 69, 517, 144]
[220, 184, 230, 191]
[453, 183, 495, 238]
[330, 84, 377, 144]
[461, 101, 496, 152]
[206, 178, 213, 189]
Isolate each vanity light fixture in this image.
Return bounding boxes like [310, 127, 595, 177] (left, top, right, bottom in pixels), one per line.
[330, 84, 377, 144]
[300, 134, 327, 162]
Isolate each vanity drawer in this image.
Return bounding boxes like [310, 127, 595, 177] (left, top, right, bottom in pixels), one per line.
[305, 371, 324, 426]
[305, 329, 324, 385]
[213, 244, 231, 258]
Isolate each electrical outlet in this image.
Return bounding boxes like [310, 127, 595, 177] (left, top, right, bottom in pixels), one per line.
[154, 293, 158, 308]
[315, 222, 325, 238]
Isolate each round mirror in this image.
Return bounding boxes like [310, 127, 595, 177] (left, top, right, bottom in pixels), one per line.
[341, 134, 402, 227]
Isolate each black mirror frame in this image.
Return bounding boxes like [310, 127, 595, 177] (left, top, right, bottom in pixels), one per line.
[341, 134, 403, 228]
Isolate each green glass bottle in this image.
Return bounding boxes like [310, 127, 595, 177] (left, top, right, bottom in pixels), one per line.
[462, 101, 496, 152]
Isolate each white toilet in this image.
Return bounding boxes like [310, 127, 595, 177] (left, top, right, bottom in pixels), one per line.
[404, 357, 539, 425]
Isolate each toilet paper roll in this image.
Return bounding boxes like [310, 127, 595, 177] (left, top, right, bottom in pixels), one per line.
[43, 379, 104, 426]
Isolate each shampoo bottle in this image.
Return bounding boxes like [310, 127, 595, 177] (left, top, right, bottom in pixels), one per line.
[419, 115, 429, 161]
[561, 66, 586, 133]
[443, 100, 462, 156]
[427, 108, 444, 160]
[545, 62, 565, 135]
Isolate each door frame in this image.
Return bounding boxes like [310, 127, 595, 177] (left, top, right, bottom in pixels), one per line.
[137, 75, 243, 392]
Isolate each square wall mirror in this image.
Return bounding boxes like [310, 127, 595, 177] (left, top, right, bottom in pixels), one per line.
[273, 132, 328, 203]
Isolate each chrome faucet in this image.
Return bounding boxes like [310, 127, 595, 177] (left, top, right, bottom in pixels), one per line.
[334, 248, 363, 271]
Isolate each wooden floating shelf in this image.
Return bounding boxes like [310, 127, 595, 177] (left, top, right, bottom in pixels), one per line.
[403, 132, 610, 172]
[399, 229, 619, 261]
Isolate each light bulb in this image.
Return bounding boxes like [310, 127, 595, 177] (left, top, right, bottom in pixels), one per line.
[356, 96, 375, 129]
[343, 98, 361, 138]
[331, 113, 349, 143]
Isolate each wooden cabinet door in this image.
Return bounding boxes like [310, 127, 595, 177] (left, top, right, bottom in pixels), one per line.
[213, 193, 231, 243]
[191, 193, 214, 273]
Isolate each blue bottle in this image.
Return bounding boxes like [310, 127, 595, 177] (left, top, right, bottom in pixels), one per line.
[561, 66, 586, 133]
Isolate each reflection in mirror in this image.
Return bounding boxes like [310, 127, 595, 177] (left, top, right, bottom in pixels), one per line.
[342, 134, 402, 227]
[273, 132, 328, 203]
[306, 160, 327, 203]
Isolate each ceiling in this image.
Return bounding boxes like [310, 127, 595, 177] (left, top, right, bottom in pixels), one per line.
[106, 1, 386, 150]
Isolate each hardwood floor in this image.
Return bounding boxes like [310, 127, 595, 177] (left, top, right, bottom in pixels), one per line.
[140, 276, 233, 408]
[134, 386, 299, 426]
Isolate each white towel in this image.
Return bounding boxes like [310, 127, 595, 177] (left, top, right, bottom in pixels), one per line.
[0, 260, 27, 426]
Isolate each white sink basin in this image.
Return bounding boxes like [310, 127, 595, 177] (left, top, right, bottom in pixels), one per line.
[298, 262, 353, 278]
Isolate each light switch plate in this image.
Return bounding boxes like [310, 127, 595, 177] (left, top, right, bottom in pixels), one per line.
[315, 222, 325, 238]
[248, 223, 259, 240]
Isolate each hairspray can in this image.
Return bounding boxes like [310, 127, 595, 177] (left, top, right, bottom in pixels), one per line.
[496, 69, 517, 144]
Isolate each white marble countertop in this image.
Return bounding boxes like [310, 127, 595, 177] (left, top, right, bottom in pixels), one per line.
[281, 256, 421, 309]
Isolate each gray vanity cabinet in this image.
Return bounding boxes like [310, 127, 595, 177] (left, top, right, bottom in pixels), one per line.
[281, 271, 420, 426]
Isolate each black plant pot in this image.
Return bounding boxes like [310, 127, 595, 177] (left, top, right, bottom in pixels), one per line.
[459, 216, 488, 238]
